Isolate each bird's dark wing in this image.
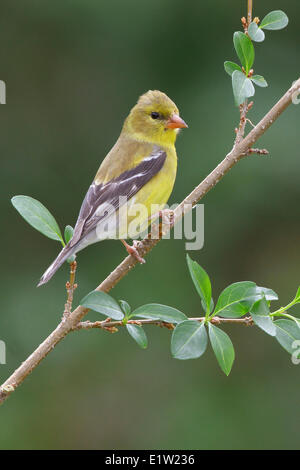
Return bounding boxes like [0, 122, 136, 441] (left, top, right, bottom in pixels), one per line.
[69, 146, 167, 247]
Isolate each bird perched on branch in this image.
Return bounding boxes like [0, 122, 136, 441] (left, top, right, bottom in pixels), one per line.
[38, 90, 188, 286]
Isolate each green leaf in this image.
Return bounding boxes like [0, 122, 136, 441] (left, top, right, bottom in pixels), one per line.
[224, 61, 242, 76]
[281, 314, 300, 329]
[201, 297, 214, 315]
[171, 321, 207, 360]
[120, 300, 131, 317]
[186, 255, 212, 314]
[80, 291, 124, 320]
[208, 324, 235, 376]
[232, 70, 255, 106]
[64, 225, 74, 244]
[248, 22, 265, 42]
[233, 31, 255, 74]
[11, 195, 64, 243]
[126, 324, 148, 349]
[293, 287, 300, 303]
[260, 10, 289, 31]
[213, 281, 258, 318]
[132, 304, 187, 324]
[275, 319, 300, 356]
[254, 286, 278, 302]
[250, 297, 276, 336]
[251, 75, 268, 88]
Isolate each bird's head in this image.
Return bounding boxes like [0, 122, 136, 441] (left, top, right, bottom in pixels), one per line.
[124, 90, 188, 147]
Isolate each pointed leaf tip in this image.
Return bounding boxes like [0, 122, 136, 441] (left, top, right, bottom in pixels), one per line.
[126, 324, 148, 349]
[120, 300, 131, 317]
[186, 255, 212, 314]
[11, 195, 64, 243]
[208, 323, 235, 375]
[294, 287, 300, 303]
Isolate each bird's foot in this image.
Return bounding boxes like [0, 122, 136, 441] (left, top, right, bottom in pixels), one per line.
[121, 239, 146, 264]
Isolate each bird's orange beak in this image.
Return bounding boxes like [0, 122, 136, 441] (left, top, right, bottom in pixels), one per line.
[166, 114, 188, 129]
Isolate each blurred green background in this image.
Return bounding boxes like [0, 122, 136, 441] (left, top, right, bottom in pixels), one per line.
[0, 0, 299, 450]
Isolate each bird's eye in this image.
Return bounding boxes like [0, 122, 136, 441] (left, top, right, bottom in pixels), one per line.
[151, 112, 160, 120]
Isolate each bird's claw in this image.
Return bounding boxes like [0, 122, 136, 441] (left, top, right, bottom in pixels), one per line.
[121, 239, 146, 264]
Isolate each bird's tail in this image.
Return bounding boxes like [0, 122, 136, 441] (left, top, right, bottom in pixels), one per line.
[37, 244, 76, 287]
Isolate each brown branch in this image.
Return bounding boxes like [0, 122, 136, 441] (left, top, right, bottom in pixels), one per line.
[73, 316, 254, 332]
[247, 148, 269, 156]
[234, 101, 251, 145]
[247, 0, 253, 26]
[1, 78, 299, 405]
[63, 260, 78, 319]
[241, 1, 253, 33]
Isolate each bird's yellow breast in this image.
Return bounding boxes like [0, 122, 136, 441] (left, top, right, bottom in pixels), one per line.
[133, 147, 177, 209]
[94, 133, 178, 240]
[120, 147, 177, 239]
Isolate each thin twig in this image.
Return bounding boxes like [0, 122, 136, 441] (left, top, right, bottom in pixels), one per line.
[63, 261, 78, 319]
[234, 101, 249, 145]
[73, 316, 254, 332]
[247, 148, 269, 156]
[247, 0, 253, 26]
[246, 117, 255, 128]
[242, 1, 253, 34]
[0, 78, 299, 405]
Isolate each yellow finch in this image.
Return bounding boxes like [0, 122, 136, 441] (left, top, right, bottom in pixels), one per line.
[38, 90, 187, 286]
